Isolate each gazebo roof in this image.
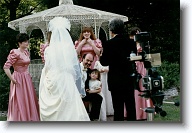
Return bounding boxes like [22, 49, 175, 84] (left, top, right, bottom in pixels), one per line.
[8, 0, 128, 31]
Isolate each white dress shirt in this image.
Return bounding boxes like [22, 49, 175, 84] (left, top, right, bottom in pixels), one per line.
[80, 62, 87, 92]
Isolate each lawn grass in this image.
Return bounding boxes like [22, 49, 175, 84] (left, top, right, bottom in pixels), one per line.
[0, 96, 180, 122]
[153, 96, 180, 122]
[0, 116, 7, 121]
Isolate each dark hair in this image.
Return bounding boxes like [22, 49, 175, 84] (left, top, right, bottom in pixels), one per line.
[78, 27, 96, 41]
[89, 69, 101, 81]
[47, 31, 52, 44]
[16, 33, 29, 43]
[82, 53, 87, 59]
[109, 18, 125, 34]
[82, 53, 94, 60]
[130, 27, 141, 36]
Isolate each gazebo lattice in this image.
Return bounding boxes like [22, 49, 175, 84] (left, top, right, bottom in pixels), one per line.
[8, 0, 128, 94]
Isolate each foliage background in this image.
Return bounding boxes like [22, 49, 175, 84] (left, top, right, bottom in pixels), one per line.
[0, 0, 180, 111]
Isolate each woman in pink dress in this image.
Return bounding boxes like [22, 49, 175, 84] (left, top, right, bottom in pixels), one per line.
[134, 44, 148, 120]
[75, 27, 102, 69]
[3, 33, 40, 121]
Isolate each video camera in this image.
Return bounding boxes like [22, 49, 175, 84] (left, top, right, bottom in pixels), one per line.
[129, 32, 167, 117]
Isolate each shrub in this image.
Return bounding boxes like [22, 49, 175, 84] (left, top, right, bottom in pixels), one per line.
[0, 69, 10, 111]
[156, 61, 180, 90]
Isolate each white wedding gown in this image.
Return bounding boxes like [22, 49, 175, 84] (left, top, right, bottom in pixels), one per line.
[39, 47, 90, 121]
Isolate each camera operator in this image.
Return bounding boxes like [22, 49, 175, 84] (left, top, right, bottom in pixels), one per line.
[129, 27, 168, 120]
[100, 18, 137, 121]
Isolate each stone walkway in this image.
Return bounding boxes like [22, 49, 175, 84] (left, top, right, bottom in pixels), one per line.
[163, 87, 179, 100]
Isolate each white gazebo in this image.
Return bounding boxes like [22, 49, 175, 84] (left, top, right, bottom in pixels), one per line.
[8, 0, 128, 93]
[8, 0, 128, 41]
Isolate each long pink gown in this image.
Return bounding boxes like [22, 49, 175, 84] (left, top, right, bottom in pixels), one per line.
[134, 53, 147, 119]
[74, 39, 102, 69]
[124, 45, 154, 120]
[135, 45, 155, 120]
[3, 49, 40, 121]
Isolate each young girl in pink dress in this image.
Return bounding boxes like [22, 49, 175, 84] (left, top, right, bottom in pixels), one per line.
[75, 27, 102, 69]
[3, 33, 39, 121]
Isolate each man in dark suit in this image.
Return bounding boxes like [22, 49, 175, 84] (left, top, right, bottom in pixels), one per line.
[100, 18, 137, 121]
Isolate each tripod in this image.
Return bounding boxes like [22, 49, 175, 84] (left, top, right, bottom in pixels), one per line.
[139, 87, 180, 121]
[137, 66, 166, 121]
[141, 107, 155, 121]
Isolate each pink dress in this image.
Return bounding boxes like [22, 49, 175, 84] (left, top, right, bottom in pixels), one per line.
[75, 39, 102, 69]
[134, 45, 147, 120]
[3, 49, 40, 121]
[124, 45, 154, 120]
[134, 45, 154, 120]
[40, 42, 49, 63]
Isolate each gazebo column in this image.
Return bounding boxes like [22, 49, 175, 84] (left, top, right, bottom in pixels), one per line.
[36, 21, 49, 42]
[94, 20, 102, 38]
[94, 25, 102, 39]
[41, 29, 48, 42]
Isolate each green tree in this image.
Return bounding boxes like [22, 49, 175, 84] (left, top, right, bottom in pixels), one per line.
[0, 0, 47, 111]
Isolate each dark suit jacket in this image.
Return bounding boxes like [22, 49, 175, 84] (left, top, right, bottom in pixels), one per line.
[100, 34, 137, 91]
[85, 68, 91, 90]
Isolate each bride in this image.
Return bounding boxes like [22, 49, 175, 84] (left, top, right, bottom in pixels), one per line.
[39, 17, 90, 121]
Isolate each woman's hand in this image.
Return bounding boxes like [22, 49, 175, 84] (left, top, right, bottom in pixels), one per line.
[79, 39, 87, 46]
[86, 38, 94, 46]
[4, 68, 17, 84]
[11, 78, 17, 84]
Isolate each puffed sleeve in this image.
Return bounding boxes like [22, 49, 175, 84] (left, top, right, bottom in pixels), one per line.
[3, 49, 19, 69]
[74, 40, 79, 49]
[137, 44, 142, 54]
[95, 39, 102, 49]
[40, 43, 49, 63]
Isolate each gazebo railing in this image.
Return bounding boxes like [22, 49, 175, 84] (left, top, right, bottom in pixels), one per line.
[28, 59, 44, 96]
